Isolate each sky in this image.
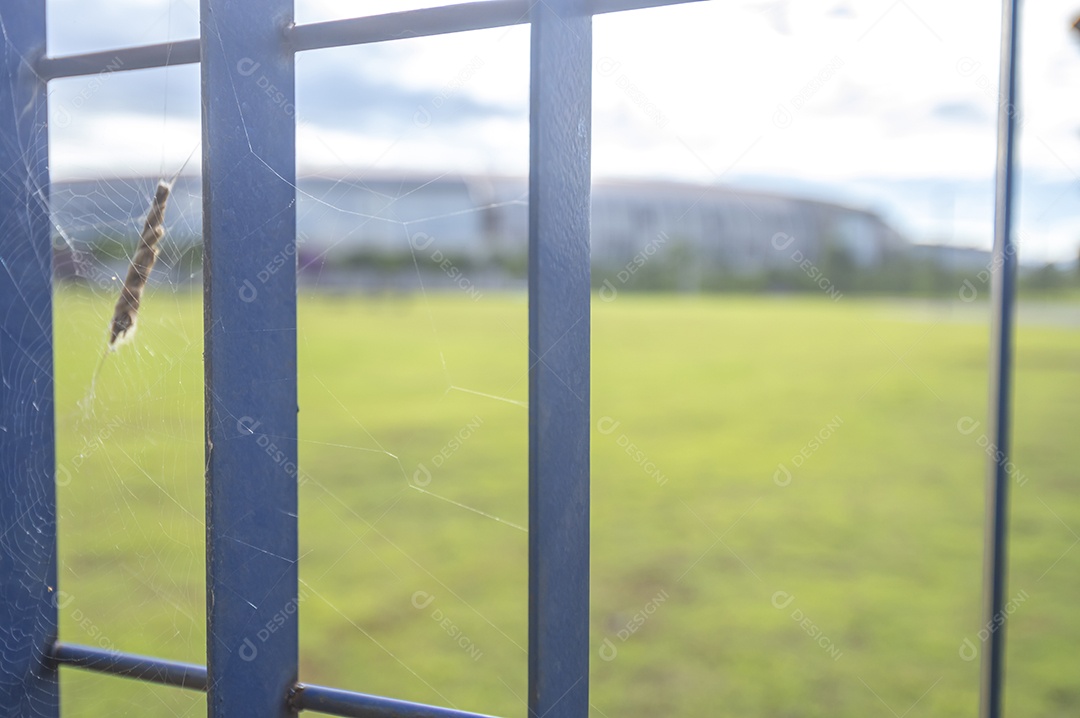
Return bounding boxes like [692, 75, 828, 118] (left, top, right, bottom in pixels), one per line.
[41, 0, 1080, 263]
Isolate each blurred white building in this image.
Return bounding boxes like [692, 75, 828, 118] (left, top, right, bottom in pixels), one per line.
[51, 173, 907, 274]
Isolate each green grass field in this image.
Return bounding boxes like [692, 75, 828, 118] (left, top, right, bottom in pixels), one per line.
[51, 288, 1079, 717]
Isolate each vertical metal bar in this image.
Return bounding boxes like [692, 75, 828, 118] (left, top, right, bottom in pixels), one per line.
[979, 1, 1021, 717]
[527, 2, 591, 716]
[201, 0, 298, 715]
[0, 2, 58, 715]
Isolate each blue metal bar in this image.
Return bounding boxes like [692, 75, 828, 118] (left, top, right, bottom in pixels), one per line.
[288, 0, 698, 53]
[286, 0, 531, 52]
[35, 0, 705, 80]
[0, 2, 57, 716]
[50, 643, 208, 691]
[36, 39, 199, 81]
[289, 683, 500, 718]
[201, 0, 299, 715]
[979, 0, 1022, 716]
[527, 1, 592, 716]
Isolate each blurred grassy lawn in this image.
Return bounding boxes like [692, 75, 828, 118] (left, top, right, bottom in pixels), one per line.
[52, 288, 1079, 717]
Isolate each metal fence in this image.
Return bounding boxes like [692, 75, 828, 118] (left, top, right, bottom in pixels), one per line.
[0, 1, 1020, 717]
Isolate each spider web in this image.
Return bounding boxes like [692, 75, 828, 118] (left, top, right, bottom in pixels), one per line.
[29, 3, 542, 716]
[3, 1, 1079, 717]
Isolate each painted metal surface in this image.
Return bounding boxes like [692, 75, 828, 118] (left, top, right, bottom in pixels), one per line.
[201, 0, 299, 715]
[527, 1, 592, 716]
[289, 0, 698, 53]
[0, 1, 58, 715]
[979, 1, 1022, 716]
[50, 644, 208, 691]
[290, 683, 499, 718]
[36, 40, 199, 81]
[0, 0, 707, 714]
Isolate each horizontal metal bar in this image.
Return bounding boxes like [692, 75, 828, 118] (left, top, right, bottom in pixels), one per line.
[289, 683, 500, 718]
[36, 39, 199, 81]
[289, 0, 704, 53]
[49, 646, 500, 717]
[592, 0, 704, 12]
[287, 0, 529, 52]
[36, 0, 703, 79]
[50, 643, 208, 692]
